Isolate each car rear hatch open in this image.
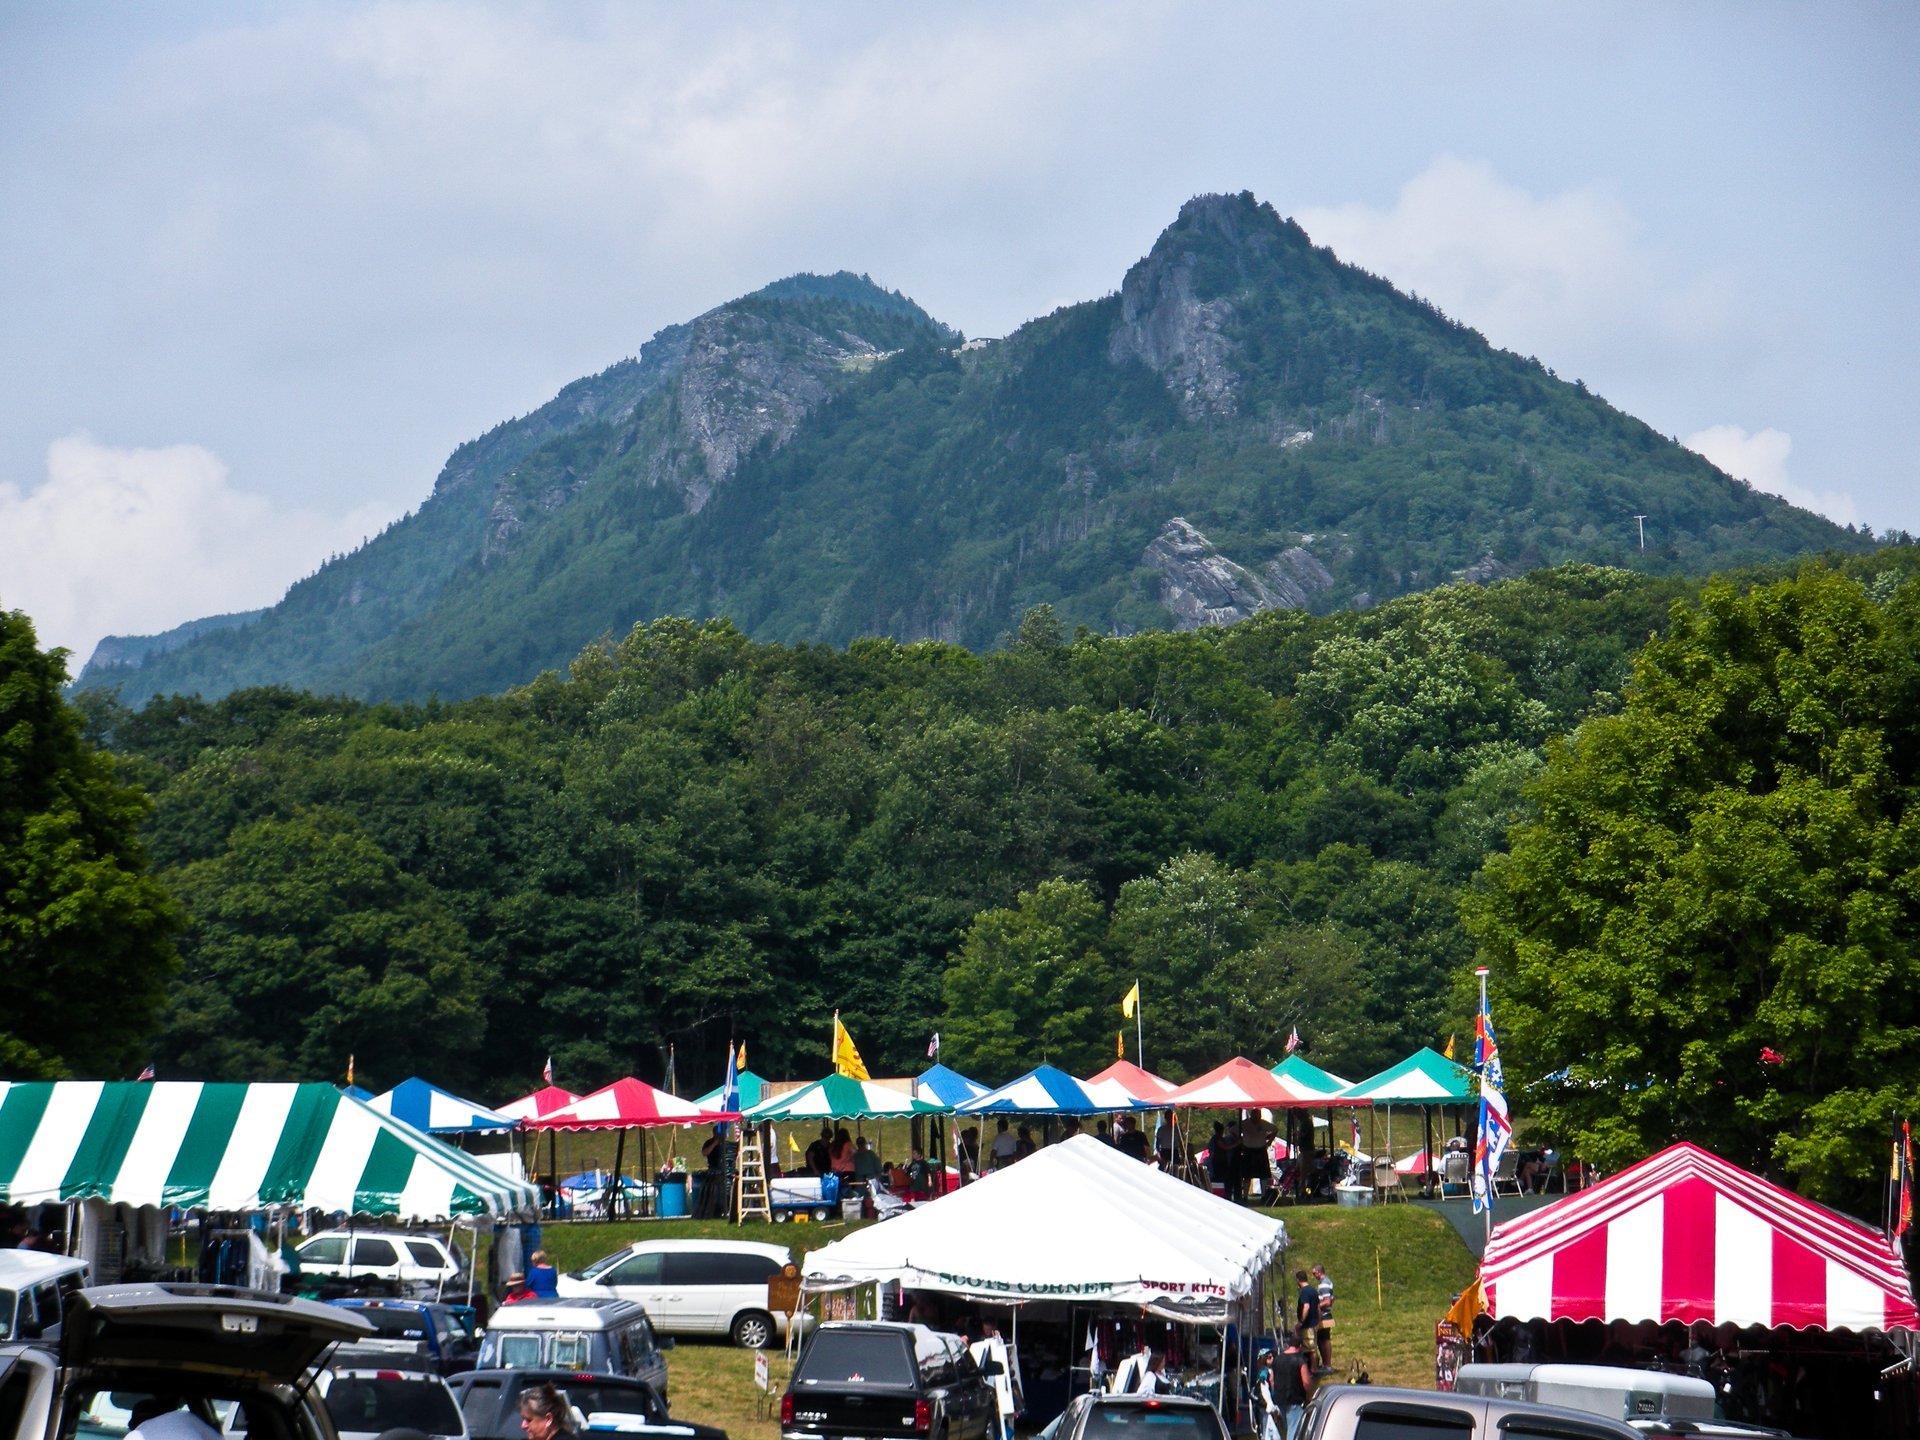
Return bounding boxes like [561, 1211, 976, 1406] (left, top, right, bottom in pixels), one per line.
[62, 1285, 374, 1384]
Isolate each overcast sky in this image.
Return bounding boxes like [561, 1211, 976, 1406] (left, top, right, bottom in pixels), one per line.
[2, 2, 1915, 664]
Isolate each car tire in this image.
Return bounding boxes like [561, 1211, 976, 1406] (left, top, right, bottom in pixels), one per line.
[732, 1309, 776, 1349]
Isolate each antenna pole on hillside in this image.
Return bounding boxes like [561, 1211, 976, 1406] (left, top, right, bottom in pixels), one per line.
[1632, 515, 1648, 551]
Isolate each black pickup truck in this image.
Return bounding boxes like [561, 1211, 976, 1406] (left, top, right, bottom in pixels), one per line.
[448, 1368, 727, 1440]
[781, 1323, 996, 1440]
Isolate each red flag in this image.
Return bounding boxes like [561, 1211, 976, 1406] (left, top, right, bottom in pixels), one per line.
[543, 1055, 554, 1084]
[1759, 1046, 1785, 1065]
[1285, 1026, 1301, 1055]
[135, 1064, 156, 1082]
[1899, 1122, 1913, 1238]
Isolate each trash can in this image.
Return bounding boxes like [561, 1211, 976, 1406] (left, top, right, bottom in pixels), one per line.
[656, 1175, 690, 1218]
[1334, 1182, 1372, 1208]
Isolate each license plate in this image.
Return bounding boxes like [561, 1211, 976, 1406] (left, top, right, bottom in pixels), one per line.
[221, 1314, 259, 1333]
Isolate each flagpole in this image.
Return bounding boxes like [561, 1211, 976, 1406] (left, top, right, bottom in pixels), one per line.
[1135, 980, 1144, 1072]
[1477, 966, 1492, 1244]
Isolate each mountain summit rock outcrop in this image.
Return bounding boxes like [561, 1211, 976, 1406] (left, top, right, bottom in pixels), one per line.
[79, 196, 1864, 705]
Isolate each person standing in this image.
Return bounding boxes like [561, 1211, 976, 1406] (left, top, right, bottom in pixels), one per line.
[1312, 1264, 1334, 1367]
[990, 1118, 1021, 1169]
[971, 1318, 1022, 1440]
[1294, 1270, 1319, 1361]
[517, 1383, 576, 1440]
[805, 1125, 833, 1177]
[1274, 1332, 1315, 1439]
[1253, 1354, 1281, 1440]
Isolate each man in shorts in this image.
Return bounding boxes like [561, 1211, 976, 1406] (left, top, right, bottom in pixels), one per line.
[1294, 1269, 1319, 1362]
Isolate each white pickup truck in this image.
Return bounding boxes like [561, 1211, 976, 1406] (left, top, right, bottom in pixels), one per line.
[0, 1284, 370, 1440]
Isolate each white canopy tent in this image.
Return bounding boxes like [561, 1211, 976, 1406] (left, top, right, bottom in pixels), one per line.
[801, 1134, 1286, 1323]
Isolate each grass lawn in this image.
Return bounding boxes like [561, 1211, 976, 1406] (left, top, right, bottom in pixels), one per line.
[507, 1200, 1474, 1439]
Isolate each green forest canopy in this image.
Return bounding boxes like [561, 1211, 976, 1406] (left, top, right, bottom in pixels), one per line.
[22, 543, 1920, 1207]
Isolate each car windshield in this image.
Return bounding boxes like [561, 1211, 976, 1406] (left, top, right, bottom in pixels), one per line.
[795, 1331, 916, 1389]
[327, 1379, 462, 1438]
[1083, 1408, 1223, 1440]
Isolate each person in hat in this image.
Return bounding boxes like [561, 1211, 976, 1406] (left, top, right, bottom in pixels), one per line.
[500, 1271, 537, 1305]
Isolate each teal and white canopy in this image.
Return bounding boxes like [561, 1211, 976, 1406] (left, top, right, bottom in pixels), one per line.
[744, 1074, 946, 1122]
[0, 1081, 538, 1219]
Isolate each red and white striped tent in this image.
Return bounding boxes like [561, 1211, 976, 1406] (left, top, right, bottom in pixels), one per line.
[497, 1085, 582, 1122]
[1168, 1056, 1374, 1110]
[1084, 1060, 1180, 1102]
[1482, 1142, 1919, 1333]
[525, 1078, 736, 1130]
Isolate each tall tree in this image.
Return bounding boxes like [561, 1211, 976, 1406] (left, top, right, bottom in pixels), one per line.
[1466, 568, 1920, 1203]
[0, 609, 179, 1076]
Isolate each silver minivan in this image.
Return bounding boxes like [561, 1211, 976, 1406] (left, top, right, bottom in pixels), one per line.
[558, 1238, 807, 1348]
[1299, 1384, 1640, 1440]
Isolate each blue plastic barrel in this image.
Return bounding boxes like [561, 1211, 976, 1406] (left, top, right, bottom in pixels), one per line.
[656, 1175, 690, 1217]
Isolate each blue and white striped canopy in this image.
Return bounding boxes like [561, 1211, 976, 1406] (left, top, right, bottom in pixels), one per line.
[915, 1065, 989, 1107]
[955, 1064, 1149, 1116]
[368, 1077, 519, 1133]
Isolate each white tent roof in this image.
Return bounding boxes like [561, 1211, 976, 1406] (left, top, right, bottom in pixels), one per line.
[800, 1134, 1286, 1322]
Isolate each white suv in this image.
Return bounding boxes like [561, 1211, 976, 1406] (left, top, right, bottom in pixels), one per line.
[294, 1229, 466, 1292]
[557, 1239, 807, 1348]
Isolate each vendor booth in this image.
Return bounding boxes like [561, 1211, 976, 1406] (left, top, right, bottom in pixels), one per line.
[526, 1078, 737, 1219]
[1335, 1047, 1475, 1200]
[0, 1080, 539, 1285]
[1466, 1142, 1920, 1438]
[800, 1134, 1288, 1427]
[957, 1064, 1149, 1116]
[1085, 1060, 1179, 1102]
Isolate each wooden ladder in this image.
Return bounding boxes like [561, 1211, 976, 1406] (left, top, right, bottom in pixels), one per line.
[735, 1127, 771, 1224]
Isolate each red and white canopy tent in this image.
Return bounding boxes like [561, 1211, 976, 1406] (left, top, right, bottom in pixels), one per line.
[1084, 1059, 1180, 1103]
[1164, 1057, 1373, 1197]
[497, 1085, 582, 1122]
[1168, 1056, 1369, 1109]
[520, 1079, 737, 1217]
[1481, 1142, 1919, 1333]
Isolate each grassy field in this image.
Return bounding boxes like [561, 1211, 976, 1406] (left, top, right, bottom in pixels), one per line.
[514, 1200, 1474, 1440]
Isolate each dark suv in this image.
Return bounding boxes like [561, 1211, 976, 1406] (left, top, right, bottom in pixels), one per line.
[782, 1323, 995, 1440]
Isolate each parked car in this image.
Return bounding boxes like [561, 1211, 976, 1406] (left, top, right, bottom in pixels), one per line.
[0, 1282, 371, 1440]
[318, 1367, 469, 1440]
[0, 1252, 88, 1342]
[1051, 1393, 1229, 1440]
[558, 1240, 809, 1349]
[448, 1369, 728, 1440]
[1299, 1384, 1640, 1440]
[474, 1299, 669, 1401]
[294, 1230, 466, 1296]
[781, 1322, 997, 1440]
[325, 1299, 481, 1374]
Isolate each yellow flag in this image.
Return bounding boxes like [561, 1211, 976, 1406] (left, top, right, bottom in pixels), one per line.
[1445, 1275, 1485, 1333]
[346, 1054, 355, 1087]
[832, 1013, 870, 1081]
[1443, 1033, 1456, 1061]
[738, 1042, 748, 1069]
[1117, 1030, 1125, 1059]
[789, 1133, 801, 1155]
[1121, 981, 1140, 1019]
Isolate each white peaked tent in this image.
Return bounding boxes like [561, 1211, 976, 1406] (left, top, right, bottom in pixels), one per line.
[801, 1134, 1287, 1322]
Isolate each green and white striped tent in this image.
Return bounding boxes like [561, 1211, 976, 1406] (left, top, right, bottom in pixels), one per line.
[0, 1081, 538, 1219]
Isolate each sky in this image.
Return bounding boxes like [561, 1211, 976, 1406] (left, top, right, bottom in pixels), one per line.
[2, 2, 1915, 665]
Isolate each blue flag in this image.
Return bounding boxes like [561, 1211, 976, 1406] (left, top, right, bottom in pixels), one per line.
[1473, 992, 1513, 1214]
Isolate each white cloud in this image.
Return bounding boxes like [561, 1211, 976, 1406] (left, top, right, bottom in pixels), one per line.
[0, 435, 402, 668]
[1683, 424, 1860, 529]
[1296, 156, 1742, 387]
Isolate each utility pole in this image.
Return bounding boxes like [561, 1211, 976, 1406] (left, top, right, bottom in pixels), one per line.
[1632, 515, 1648, 551]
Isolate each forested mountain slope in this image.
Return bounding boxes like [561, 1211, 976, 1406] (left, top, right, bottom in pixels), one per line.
[80, 195, 1865, 705]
